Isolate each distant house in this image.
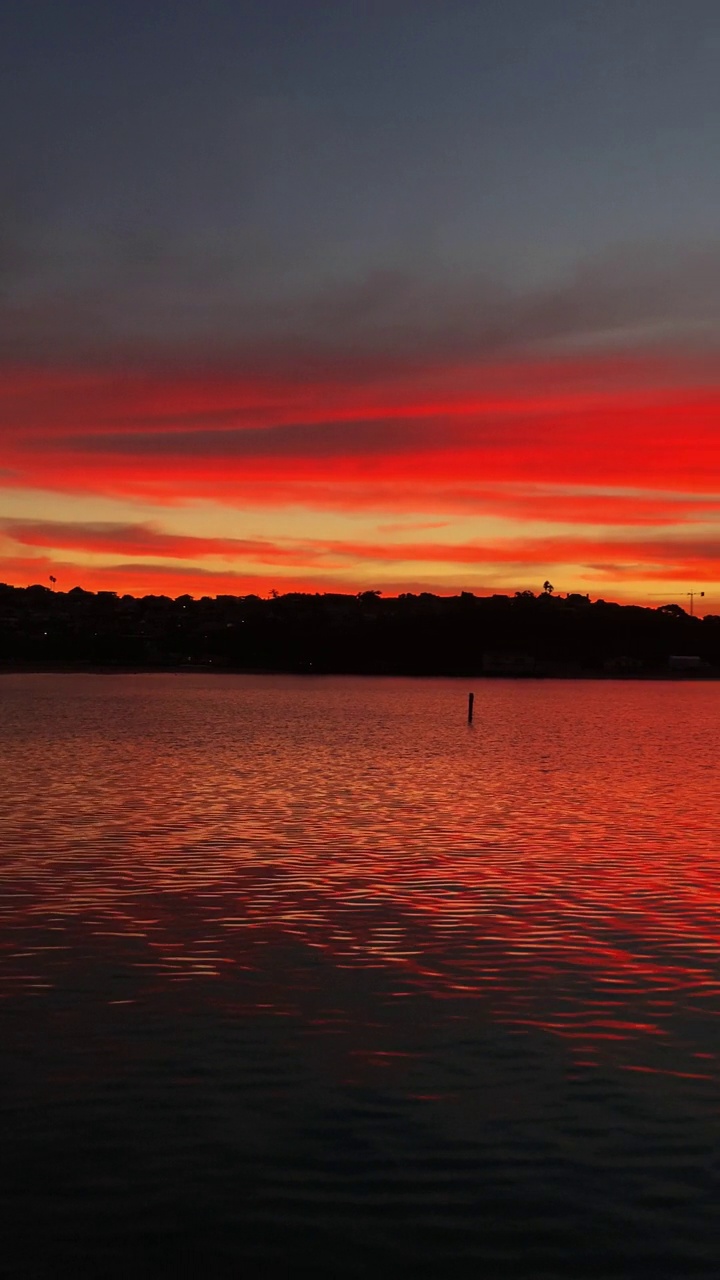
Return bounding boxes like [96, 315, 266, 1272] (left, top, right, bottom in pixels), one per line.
[482, 652, 536, 675]
[668, 655, 702, 672]
[603, 655, 644, 675]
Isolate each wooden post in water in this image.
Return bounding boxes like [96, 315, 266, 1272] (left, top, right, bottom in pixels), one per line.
[467, 691, 474, 724]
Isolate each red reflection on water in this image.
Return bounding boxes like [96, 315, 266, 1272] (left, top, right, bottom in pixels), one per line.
[2, 675, 720, 1081]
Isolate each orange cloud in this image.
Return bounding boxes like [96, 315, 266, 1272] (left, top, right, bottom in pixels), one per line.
[4, 518, 720, 588]
[0, 552, 479, 600]
[0, 519, 327, 566]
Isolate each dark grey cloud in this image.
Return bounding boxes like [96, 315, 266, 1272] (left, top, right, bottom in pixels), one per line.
[38, 414, 534, 460]
[3, 0, 720, 374]
[2, 223, 720, 370]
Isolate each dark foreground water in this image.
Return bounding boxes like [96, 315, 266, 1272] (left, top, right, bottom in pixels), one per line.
[1, 674, 720, 1278]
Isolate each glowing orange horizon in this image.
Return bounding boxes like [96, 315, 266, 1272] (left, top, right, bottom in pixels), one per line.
[2, 349, 720, 607]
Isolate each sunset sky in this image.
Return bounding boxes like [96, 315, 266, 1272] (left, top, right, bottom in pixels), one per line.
[2, 0, 720, 607]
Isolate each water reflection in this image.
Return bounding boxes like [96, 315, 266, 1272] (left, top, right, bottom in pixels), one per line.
[2, 674, 720, 1081]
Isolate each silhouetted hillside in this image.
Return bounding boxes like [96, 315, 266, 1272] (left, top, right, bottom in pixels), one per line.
[1, 583, 719, 676]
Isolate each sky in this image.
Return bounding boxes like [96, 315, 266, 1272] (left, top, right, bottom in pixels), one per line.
[2, 0, 720, 606]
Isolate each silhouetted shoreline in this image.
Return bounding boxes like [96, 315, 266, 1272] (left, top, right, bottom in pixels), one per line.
[2, 582, 719, 679]
[2, 666, 720, 681]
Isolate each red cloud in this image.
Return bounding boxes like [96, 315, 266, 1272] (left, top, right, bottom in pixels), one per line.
[3, 355, 720, 504]
[3, 348, 720, 600]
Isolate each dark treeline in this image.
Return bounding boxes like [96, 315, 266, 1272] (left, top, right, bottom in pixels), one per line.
[2, 582, 720, 676]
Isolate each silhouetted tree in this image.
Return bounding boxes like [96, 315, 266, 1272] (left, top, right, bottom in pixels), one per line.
[1, 582, 719, 676]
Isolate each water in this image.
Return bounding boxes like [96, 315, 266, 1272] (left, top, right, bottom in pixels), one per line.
[1, 674, 720, 1278]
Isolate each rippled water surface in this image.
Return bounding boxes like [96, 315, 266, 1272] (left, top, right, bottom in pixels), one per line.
[2, 674, 720, 1277]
